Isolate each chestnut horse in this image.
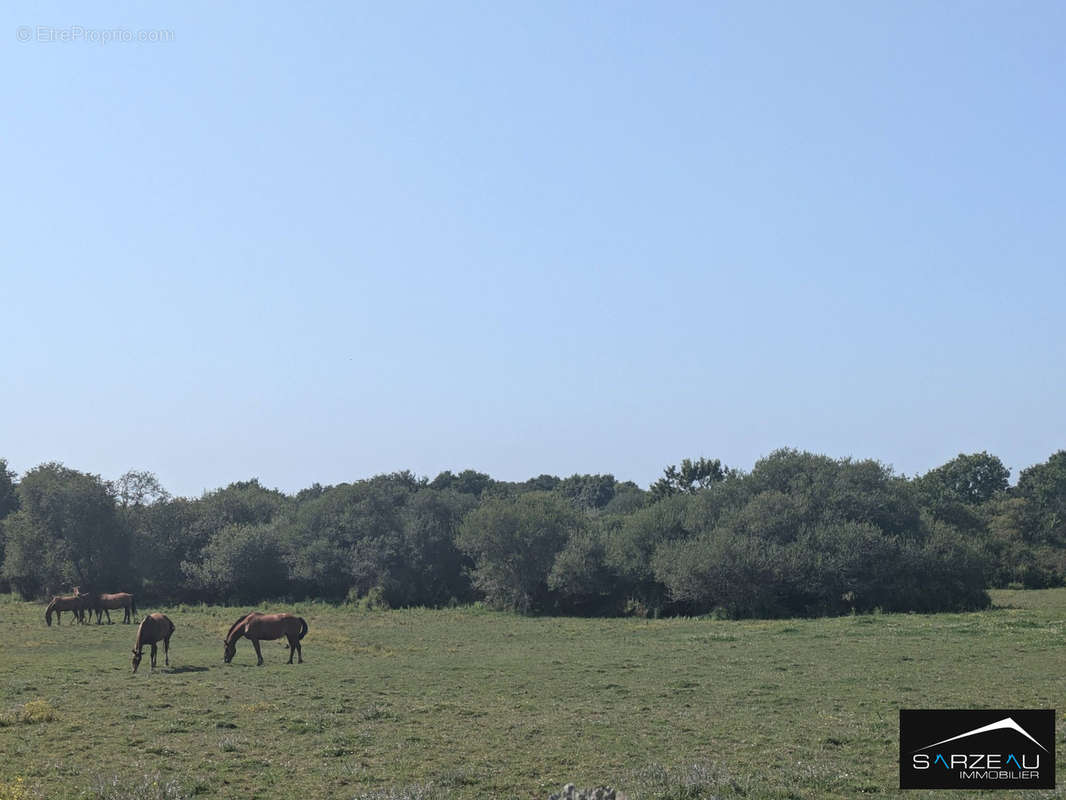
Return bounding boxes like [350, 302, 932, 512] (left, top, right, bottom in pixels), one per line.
[45, 593, 90, 626]
[131, 613, 175, 673]
[88, 592, 137, 624]
[223, 611, 307, 666]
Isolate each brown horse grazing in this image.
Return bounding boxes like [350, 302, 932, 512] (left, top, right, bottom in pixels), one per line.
[45, 593, 89, 626]
[90, 592, 137, 624]
[223, 611, 308, 666]
[131, 613, 175, 673]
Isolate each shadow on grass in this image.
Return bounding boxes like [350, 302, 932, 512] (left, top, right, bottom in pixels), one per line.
[167, 666, 210, 674]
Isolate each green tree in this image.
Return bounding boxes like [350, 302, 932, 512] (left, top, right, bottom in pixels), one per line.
[548, 524, 618, 614]
[395, 489, 475, 605]
[113, 469, 171, 508]
[457, 492, 583, 612]
[724, 490, 810, 543]
[0, 459, 19, 592]
[557, 474, 618, 511]
[913, 452, 1010, 533]
[0, 458, 18, 520]
[602, 482, 647, 515]
[278, 475, 474, 606]
[1015, 451, 1066, 546]
[429, 469, 495, 496]
[182, 522, 288, 603]
[520, 474, 562, 492]
[918, 452, 1010, 505]
[604, 493, 693, 613]
[346, 483, 474, 607]
[1, 463, 128, 598]
[179, 479, 290, 579]
[1, 511, 60, 597]
[650, 457, 728, 500]
[128, 497, 202, 601]
[748, 449, 921, 539]
[342, 475, 419, 602]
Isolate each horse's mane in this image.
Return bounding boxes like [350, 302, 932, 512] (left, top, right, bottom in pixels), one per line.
[133, 615, 149, 651]
[224, 611, 258, 642]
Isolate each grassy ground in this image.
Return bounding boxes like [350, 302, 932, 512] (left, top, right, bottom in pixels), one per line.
[0, 590, 1064, 800]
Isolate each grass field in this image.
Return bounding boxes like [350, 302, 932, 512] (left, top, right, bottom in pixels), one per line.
[0, 590, 1064, 800]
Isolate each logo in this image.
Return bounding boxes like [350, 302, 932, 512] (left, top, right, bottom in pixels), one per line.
[900, 710, 1055, 789]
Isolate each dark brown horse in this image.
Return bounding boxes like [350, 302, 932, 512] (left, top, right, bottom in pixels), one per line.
[87, 592, 137, 624]
[131, 613, 175, 673]
[45, 593, 89, 626]
[223, 611, 307, 666]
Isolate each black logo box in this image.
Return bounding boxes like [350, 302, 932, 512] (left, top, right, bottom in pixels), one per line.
[900, 710, 1055, 790]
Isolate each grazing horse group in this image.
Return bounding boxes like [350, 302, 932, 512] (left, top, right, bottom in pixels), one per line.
[44, 590, 310, 672]
[44, 589, 137, 626]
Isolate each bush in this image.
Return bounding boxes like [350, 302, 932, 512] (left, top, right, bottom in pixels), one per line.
[652, 519, 990, 619]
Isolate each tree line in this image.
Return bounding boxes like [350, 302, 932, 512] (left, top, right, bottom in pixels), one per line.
[0, 449, 1064, 618]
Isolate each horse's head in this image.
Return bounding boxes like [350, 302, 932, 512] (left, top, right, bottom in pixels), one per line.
[131, 648, 143, 673]
[223, 638, 236, 663]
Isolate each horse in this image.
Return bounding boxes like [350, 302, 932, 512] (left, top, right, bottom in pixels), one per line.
[45, 593, 89, 626]
[131, 613, 175, 673]
[90, 592, 137, 624]
[223, 611, 308, 666]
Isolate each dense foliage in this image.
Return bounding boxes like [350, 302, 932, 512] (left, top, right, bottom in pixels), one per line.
[1, 449, 1064, 618]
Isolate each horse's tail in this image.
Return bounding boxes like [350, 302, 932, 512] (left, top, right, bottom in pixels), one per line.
[130, 595, 137, 618]
[45, 604, 53, 626]
[298, 617, 308, 640]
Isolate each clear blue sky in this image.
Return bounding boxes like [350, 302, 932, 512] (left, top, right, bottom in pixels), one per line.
[3, 1, 1064, 498]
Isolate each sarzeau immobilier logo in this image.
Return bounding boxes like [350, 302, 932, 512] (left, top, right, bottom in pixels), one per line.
[900, 709, 1055, 789]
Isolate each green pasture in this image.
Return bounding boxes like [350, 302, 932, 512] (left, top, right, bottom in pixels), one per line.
[0, 590, 1064, 800]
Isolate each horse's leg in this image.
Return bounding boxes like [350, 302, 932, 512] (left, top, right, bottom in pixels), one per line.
[296, 638, 303, 664]
[57, 610, 61, 626]
[124, 605, 130, 624]
[105, 609, 112, 624]
[150, 643, 158, 670]
[163, 636, 170, 666]
[251, 638, 264, 666]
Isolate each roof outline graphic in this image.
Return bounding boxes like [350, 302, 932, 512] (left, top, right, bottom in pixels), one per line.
[913, 716, 1049, 753]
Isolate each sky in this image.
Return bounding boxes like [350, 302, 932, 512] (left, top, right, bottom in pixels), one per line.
[2, 1, 1064, 498]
